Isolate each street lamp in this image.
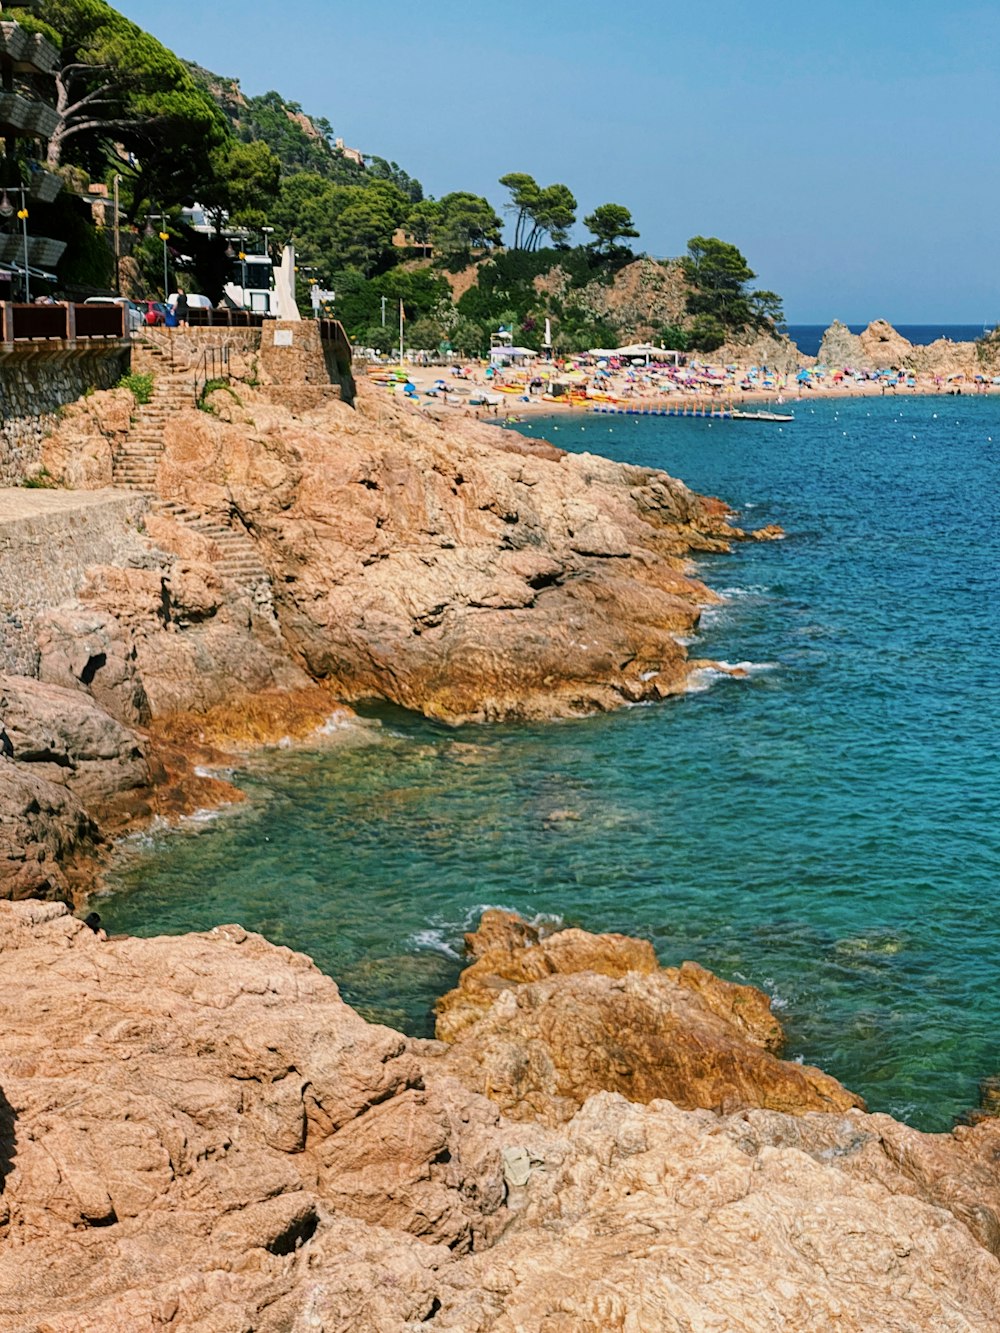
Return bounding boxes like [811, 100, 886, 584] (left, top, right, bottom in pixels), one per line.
[113, 174, 122, 294]
[145, 212, 171, 297]
[0, 187, 30, 302]
[159, 230, 170, 297]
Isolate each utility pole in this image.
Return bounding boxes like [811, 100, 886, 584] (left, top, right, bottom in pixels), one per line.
[113, 174, 121, 294]
[381, 295, 387, 327]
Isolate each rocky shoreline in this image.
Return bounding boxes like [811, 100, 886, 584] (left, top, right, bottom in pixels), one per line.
[2, 375, 777, 903]
[5, 364, 999, 1327]
[2, 901, 998, 1330]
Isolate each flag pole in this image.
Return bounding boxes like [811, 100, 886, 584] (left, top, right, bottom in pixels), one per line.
[399, 300, 404, 369]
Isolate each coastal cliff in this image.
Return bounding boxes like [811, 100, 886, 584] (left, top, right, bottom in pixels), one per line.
[2, 901, 998, 1331]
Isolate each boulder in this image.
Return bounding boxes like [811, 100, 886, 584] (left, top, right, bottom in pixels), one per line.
[434, 910, 862, 1123]
[0, 675, 150, 899]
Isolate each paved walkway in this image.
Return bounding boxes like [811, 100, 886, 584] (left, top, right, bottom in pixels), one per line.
[0, 487, 142, 524]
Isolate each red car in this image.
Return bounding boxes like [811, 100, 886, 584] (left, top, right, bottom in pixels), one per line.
[142, 300, 168, 326]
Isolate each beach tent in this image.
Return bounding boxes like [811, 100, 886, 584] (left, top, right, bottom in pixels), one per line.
[589, 344, 683, 365]
[489, 345, 537, 366]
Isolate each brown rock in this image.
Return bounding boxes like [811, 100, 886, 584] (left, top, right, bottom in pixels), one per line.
[146, 383, 747, 723]
[0, 675, 151, 900]
[0, 902, 506, 1329]
[429, 1093, 1000, 1331]
[3, 902, 1000, 1331]
[434, 912, 861, 1123]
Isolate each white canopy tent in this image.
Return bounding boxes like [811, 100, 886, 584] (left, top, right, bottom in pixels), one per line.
[489, 345, 537, 365]
[590, 343, 683, 365]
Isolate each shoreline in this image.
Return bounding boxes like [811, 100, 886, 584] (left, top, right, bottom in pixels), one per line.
[387, 364, 998, 420]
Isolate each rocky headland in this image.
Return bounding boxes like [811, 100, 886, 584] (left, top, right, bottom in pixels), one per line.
[2, 901, 999, 1331]
[1, 359, 777, 902]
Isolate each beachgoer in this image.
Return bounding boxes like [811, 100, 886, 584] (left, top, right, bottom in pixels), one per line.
[175, 287, 189, 328]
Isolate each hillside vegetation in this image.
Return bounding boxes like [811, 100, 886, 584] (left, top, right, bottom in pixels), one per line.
[15, 0, 782, 353]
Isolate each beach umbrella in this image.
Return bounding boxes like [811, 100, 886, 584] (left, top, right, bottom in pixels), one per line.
[796, 369, 811, 381]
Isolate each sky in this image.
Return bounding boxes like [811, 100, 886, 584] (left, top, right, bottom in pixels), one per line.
[116, 0, 1000, 323]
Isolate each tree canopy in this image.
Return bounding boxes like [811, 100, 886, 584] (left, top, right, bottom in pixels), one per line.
[682, 236, 784, 333]
[499, 174, 578, 249]
[583, 203, 640, 252]
[20, 0, 226, 214]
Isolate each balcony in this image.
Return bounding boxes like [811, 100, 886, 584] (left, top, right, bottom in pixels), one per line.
[27, 169, 62, 205]
[0, 92, 59, 141]
[0, 24, 60, 76]
[0, 234, 67, 269]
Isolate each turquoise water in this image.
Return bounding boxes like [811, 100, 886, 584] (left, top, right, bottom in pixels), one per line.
[100, 398, 1000, 1131]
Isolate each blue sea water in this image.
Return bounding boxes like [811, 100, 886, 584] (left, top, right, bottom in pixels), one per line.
[99, 397, 1000, 1131]
[786, 324, 988, 359]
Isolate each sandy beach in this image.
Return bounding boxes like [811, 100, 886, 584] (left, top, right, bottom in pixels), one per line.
[368, 339, 998, 420]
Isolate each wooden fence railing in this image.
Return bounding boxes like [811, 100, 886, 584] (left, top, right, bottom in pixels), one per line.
[0, 302, 124, 342]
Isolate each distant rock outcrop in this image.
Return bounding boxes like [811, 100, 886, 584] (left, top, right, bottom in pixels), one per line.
[4, 900, 1000, 1331]
[818, 318, 994, 376]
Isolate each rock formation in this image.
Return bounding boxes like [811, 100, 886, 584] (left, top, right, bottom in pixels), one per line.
[2, 900, 1000, 1331]
[817, 318, 996, 376]
[156, 381, 757, 725]
[709, 327, 807, 373]
[433, 910, 864, 1123]
[0, 675, 149, 900]
[41, 380, 765, 726]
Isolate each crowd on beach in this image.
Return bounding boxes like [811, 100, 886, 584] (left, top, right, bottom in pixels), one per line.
[368, 349, 999, 418]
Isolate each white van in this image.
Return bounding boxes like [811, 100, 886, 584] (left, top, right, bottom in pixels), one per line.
[84, 295, 144, 333]
[167, 292, 212, 311]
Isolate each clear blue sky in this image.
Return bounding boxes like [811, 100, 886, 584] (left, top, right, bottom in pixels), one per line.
[117, 0, 999, 323]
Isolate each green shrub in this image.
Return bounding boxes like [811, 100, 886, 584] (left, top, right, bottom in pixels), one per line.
[21, 468, 56, 489]
[118, 371, 154, 405]
[197, 378, 240, 414]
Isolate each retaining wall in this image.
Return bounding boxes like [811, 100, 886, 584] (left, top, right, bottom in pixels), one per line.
[0, 344, 131, 484]
[0, 488, 149, 675]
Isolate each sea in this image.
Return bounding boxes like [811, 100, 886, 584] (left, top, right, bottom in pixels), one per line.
[99, 397, 1000, 1133]
[786, 324, 989, 358]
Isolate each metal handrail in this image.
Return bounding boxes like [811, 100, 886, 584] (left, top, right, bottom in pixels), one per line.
[192, 342, 232, 403]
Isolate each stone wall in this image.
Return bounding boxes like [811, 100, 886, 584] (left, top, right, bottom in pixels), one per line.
[0, 489, 150, 675]
[0, 346, 131, 485]
[259, 320, 355, 405]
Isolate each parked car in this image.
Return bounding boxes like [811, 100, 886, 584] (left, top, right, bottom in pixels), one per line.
[83, 295, 144, 333]
[142, 300, 169, 327]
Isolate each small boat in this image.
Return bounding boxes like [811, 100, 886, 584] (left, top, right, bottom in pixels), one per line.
[730, 409, 795, 422]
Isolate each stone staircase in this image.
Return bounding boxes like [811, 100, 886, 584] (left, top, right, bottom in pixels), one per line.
[150, 499, 274, 609]
[113, 341, 275, 609]
[113, 349, 194, 491]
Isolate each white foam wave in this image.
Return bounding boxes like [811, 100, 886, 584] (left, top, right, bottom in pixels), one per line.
[686, 661, 779, 693]
[408, 929, 463, 961]
[317, 711, 359, 735]
[715, 660, 779, 673]
[181, 806, 226, 826]
[717, 585, 771, 599]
